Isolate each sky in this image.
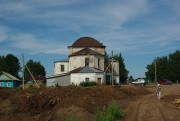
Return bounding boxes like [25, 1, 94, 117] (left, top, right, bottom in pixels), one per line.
[0, 0, 180, 79]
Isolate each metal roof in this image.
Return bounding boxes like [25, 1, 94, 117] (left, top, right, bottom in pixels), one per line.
[71, 66, 104, 73]
[54, 58, 69, 63]
[69, 47, 104, 57]
[0, 71, 20, 81]
[69, 37, 105, 48]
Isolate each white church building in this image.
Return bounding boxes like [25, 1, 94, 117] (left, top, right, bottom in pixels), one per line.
[47, 37, 119, 86]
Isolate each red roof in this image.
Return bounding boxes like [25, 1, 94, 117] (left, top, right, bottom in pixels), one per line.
[69, 37, 105, 48]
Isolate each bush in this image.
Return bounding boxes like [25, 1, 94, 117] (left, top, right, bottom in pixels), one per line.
[145, 79, 152, 85]
[65, 115, 82, 121]
[14, 86, 23, 90]
[28, 85, 35, 89]
[95, 100, 124, 121]
[55, 83, 60, 87]
[79, 81, 97, 87]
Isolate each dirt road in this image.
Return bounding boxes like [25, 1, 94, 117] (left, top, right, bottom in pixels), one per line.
[123, 84, 180, 121]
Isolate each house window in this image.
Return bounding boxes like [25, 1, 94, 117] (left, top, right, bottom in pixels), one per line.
[85, 58, 89, 66]
[98, 59, 100, 68]
[7, 82, 11, 87]
[97, 78, 101, 84]
[0, 82, 4, 87]
[61, 65, 64, 72]
[85, 78, 89, 82]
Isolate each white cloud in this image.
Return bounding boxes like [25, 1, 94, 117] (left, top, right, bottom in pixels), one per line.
[0, 32, 8, 42]
[0, 26, 10, 42]
[8, 33, 67, 55]
[0, 0, 179, 56]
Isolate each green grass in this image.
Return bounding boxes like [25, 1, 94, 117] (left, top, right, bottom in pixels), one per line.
[65, 115, 82, 121]
[95, 100, 124, 121]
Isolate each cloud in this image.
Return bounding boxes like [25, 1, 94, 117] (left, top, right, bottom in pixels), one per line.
[7, 33, 67, 55]
[0, 0, 179, 56]
[0, 32, 8, 42]
[0, 0, 150, 30]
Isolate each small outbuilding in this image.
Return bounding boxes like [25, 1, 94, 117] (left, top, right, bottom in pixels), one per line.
[0, 71, 21, 88]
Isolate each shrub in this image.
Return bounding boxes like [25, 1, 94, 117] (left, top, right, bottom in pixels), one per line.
[28, 85, 35, 89]
[55, 83, 60, 87]
[14, 86, 23, 90]
[65, 115, 82, 121]
[79, 81, 97, 87]
[95, 100, 124, 121]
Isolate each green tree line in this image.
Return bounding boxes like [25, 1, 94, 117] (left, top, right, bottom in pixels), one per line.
[0, 54, 46, 78]
[145, 50, 180, 83]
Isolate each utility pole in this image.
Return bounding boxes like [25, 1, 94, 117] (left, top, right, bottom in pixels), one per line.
[22, 54, 25, 90]
[22, 54, 39, 88]
[155, 62, 157, 83]
[112, 51, 114, 86]
[25, 64, 40, 88]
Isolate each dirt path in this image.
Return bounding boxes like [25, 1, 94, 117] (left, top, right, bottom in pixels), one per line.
[123, 84, 180, 121]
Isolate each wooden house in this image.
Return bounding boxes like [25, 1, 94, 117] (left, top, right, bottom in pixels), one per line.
[0, 71, 21, 88]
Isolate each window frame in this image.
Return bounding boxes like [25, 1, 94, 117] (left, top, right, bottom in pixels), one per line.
[60, 64, 65, 72]
[85, 78, 89, 82]
[7, 82, 11, 87]
[0, 82, 4, 87]
[98, 59, 100, 68]
[85, 58, 89, 66]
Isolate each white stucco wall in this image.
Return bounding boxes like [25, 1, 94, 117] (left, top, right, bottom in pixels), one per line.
[113, 61, 119, 76]
[54, 62, 69, 75]
[94, 55, 104, 71]
[69, 55, 104, 71]
[70, 73, 105, 85]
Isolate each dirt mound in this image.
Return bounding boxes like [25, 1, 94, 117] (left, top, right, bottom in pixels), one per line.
[0, 85, 150, 121]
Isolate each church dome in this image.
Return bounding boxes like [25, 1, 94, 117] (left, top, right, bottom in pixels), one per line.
[71, 37, 105, 48]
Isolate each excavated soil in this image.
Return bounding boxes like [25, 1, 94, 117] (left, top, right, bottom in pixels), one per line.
[0, 84, 179, 121]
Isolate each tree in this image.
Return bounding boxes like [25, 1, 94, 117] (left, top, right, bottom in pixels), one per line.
[146, 57, 169, 82]
[168, 50, 180, 82]
[118, 53, 129, 83]
[145, 62, 155, 82]
[0, 54, 20, 78]
[111, 53, 129, 83]
[0, 56, 5, 71]
[24, 59, 46, 76]
[128, 75, 134, 82]
[145, 50, 180, 83]
[104, 51, 109, 63]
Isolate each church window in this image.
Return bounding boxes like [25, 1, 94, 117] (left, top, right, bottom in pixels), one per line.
[85, 58, 89, 66]
[98, 59, 100, 68]
[60, 64, 64, 72]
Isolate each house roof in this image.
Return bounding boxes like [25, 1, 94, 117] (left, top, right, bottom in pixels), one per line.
[47, 66, 104, 79]
[71, 66, 104, 73]
[25, 75, 46, 81]
[69, 37, 105, 48]
[54, 58, 69, 63]
[69, 47, 104, 57]
[0, 71, 20, 81]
